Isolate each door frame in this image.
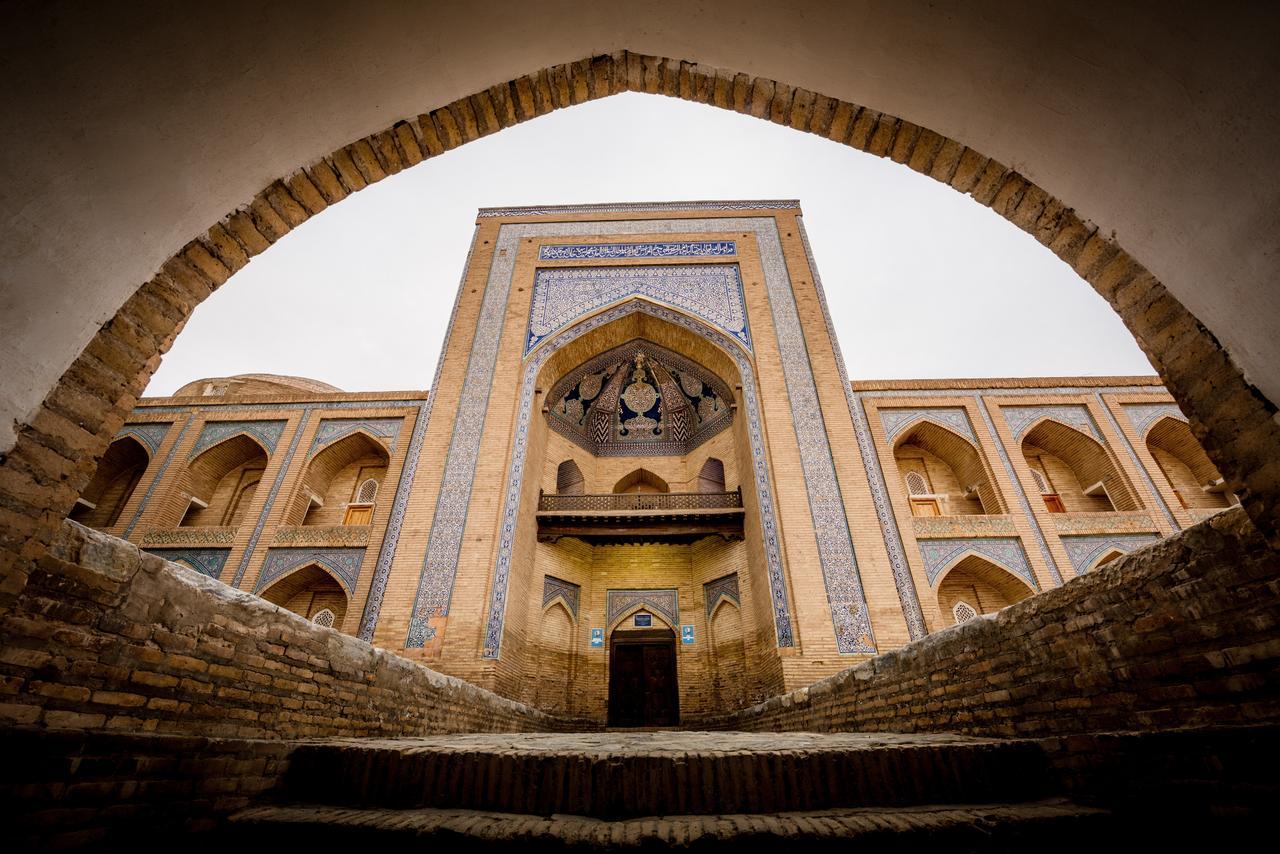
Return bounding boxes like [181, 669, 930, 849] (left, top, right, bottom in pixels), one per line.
[607, 627, 679, 727]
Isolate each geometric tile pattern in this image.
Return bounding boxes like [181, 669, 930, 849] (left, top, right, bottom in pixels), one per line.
[1122, 402, 1187, 437]
[880, 407, 978, 444]
[144, 547, 230, 580]
[114, 422, 171, 456]
[917, 537, 1038, 590]
[542, 576, 581, 618]
[526, 264, 752, 354]
[473, 298, 795, 657]
[1060, 533, 1161, 575]
[189, 419, 286, 457]
[704, 573, 741, 616]
[255, 546, 367, 595]
[1003, 404, 1102, 442]
[607, 588, 679, 629]
[308, 417, 403, 456]
[539, 241, 736, 260]
[477, 200, 802, 218]
[755, 220, 875, 654]
[230, 409, 312, 588]
[796, 218, 926, 640]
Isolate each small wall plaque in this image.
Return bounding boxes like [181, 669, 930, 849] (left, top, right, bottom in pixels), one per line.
[633, 613, 652, 627]
[590, 628, 604, 648]
[681, 624, 695, 644]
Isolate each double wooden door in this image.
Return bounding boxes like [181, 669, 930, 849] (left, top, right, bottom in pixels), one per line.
[608, 630, 679, 727]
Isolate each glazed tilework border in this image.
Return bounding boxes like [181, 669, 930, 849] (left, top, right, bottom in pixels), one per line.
[472, 299, 795, 658]
[308, 417, 403, 457]
[122, 418, 194, 538]
[477, 200, 801, 217]
[189, 419, 286, 458]
[408, 216, 836, 654]
[796, 218, 927, 640]
[526, 264, 751, 354]
[1060, 533, 1161, 574]
[358, 226, 480, 641]
[140, 399, 424, 413]
[760, 220, 875, 654]
[143, 547, 229, 579]
[1095, 393, 1180, 531]
[704, 573, 741, 616]
[1122, 402, 1187, 437]
[255, 547, 367, 595]
[1003, 404, 1102, 443]
[115, 422, 171, 456]
[607, 589, 679, 628]
[916, 537, 1037, 589]
[539, 241, 736, 260]
[229, 409, 312, 588]
[880, 408, 978, 445]
[542, 576, 581, 617]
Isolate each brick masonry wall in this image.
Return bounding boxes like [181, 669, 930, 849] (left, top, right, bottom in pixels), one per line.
[0, 520, 585, 738]
[696, 507, 1280, 735]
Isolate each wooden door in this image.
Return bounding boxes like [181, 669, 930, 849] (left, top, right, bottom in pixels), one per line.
[608, 630, 679, 727]
[1042, 494, 1066, 513]
[910, 498, 941, 516]
[343, 504, 373, 525]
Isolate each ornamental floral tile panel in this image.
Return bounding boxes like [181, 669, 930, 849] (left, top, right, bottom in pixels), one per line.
[539, 241, 736, 260]
[542, 576, 581, 617]
[916, 537, 1037, 589]
[256, 547, 367, 595]
[309, 417, 403, 456]
[1002, 404, 1101, 442]
[189, 419, 287, 457]
[704, 574, 741, 615]
[477, 200, 800, 218]
[144, 548, 230, 580]
[526, 264, 751, 354]
[1121, 402, 1186, 437]
[880, 408, 978, 444]
[115, 422, 171, 456]
[1060, 534, 1160, 575]
[607, 589, 679, 628]
[231, 410, 312, 587]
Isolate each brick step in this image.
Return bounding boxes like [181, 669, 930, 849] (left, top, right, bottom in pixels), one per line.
[279, 731, 1052, 819]
[225, 799, 1111, 848]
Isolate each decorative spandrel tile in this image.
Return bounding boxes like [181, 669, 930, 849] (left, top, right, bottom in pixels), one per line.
[189, 419, 286, 458]
[704, 574, 741, 615]
[115, 422, 171, 456]
[880, 408, 978, 445]
[230, 409, 312, 588]
[144, 548, 230, 580]
[607, 589, 679, 628]
[256, 547, 367, 595]
[917, 537, 1037, 589]
[1060, 533, 1160, 575]
[539, 241, 736, 260]
[1121, 402, 1186, 437]
[543, 576, 581, 617]
[527, 264, 751, 354]
[309, 417, 403, 456]
[1002, 405, 1101, 442]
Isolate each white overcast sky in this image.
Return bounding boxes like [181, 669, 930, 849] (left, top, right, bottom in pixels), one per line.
[146, 93, 1153, 396]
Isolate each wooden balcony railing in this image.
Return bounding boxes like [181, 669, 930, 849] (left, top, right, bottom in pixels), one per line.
[538, 490, 743, 513]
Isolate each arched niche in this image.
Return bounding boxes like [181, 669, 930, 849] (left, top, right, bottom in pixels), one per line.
[613, 469, 669, 494]
[1092, 549, 1126, 571]
[259, 563, 349, 628]
[179, 434, 269, 527]
[697, 458, 727, 493]
[1021, 419, 1138, 513]
[69, 435, 150, 530]
[290, 431, 390, 526]
[534, 600, 576, 714]
[1145, 417, 1232, 511]
[555, 459, 585, 495]
[708, 597, 747, 712]
[893, 420, 1001, 516]
[936, 554, 1035, 625]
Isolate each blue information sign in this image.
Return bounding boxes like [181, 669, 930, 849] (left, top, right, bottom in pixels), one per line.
[681, 624, 695, 644]
[590, 628, 604, 648]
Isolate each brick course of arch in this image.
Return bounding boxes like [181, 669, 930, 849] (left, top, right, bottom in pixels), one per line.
[1, 50, 1276, 617]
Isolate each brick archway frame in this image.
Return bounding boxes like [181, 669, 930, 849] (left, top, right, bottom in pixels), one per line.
[2, 51, 1276, 611]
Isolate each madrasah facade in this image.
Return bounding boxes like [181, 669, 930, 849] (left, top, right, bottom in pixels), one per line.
[69, 201, 1236, 727]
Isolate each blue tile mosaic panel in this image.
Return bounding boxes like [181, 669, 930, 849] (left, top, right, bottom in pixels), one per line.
[1003, 405, 1102, 442]
[1060, 533, 1160, 574]
[115, 422, 171, 456]
[704, 573, 741, 616]
[917, 537, 1038, 589]
[1121, 402, 1187, 437]
[543, 576, 582, 617]
[880, 408, 978, 444]
[526, 264, 751, 354]
[144, 547, 230, 579]
[309, 417, 403, 456]
[607, 589, 679, 628]
[256, 547, 367, 595]
[189, 419, 286, 458]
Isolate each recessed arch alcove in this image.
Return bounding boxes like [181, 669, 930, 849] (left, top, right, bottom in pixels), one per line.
[2, 21, 1278, 622]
